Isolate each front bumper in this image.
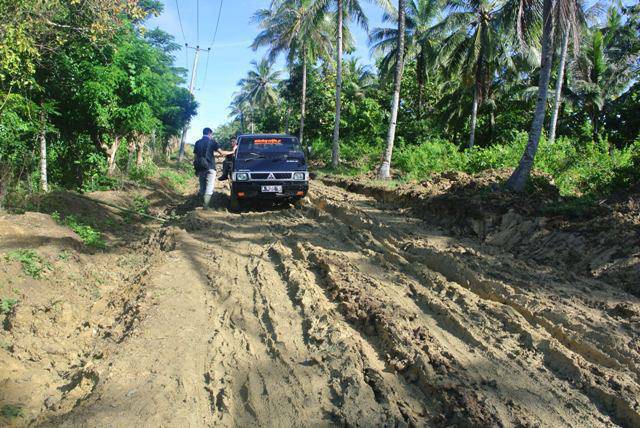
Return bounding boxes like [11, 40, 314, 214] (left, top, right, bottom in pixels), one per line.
[232, 180, 309, 200]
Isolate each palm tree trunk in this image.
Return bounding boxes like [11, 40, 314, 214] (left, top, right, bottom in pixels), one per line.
[377, 0, 406, 179]
[469, 81, 480, 149]
[284, 107, 291, 134]
[38, 109, 48, 192]
[506, 0, 554, 192]
[548, 30, 569, 144]
[299, 53, 307, 146]
[331, 0, 343, 168]
[416, 52, 425, 118]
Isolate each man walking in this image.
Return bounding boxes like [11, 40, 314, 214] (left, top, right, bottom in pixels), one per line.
[193, 128, 233, 209]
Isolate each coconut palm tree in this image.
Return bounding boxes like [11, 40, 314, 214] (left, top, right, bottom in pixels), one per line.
[327, 0, 369, 167]
[238, 59, 282, 109]
[435, 0, 506, 149]
[229, 94, 251, 133]
[506, 0, 588, 192]
[378, 0, 406, 179]
[342, 57, 375, 99]
[369, 0, 444, 118]
[547, 0, 602, 144]
[569, 25, 636, 140]
[252, 0, 333, 145]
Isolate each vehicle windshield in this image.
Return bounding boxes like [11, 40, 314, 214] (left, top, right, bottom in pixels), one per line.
[237, 136, 303, 159]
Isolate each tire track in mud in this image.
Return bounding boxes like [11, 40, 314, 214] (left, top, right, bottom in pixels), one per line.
[187, 209, 425, 427]
[298, 182, 640, 427]
[45, 181, 640, 427]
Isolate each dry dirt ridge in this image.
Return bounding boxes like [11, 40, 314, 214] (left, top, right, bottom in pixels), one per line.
[322, 171, 639, 297]
[1, 179, 639, 427]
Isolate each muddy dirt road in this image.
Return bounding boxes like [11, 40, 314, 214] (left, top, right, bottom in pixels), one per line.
[2, 179, 640, 427]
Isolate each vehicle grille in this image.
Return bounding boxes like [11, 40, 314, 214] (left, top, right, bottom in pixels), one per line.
[250, 172, 292, 180]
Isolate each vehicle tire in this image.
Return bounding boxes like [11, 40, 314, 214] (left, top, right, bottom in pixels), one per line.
[229, 190, 240, 212]
[293, 196, 308, 209]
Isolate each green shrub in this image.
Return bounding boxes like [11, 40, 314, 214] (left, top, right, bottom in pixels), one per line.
[52, 211, 106, 248]
[309, 137, 331, 163]
[132, 194, 150, 214]
[1, 298, 18, 315]
[1, 404, 24, 419]
[129, 162, 158, 184]
[4, 249, 51, 278]
[385, 133, 640, 197]
[82, 173, 121, 193]
[394, 138, 466, 180]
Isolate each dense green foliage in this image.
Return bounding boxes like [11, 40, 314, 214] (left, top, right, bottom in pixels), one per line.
[0, 0, 197, 205]
[2, 0, 638, 203]
[218, 0, 640, 197]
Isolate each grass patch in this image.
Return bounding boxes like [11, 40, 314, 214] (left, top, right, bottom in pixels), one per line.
[1, 404, 24, 419]
[129, 162, 158, 184]
[539, 196, 603, 218]
[159, 169, 189, 191]
[1, 297, 17, 314]
[51, 212, 106, 249]
[131, 195, 150, 215]
[4, 250, 51, 278]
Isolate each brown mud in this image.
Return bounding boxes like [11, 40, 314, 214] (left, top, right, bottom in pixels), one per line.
[1, 172, 639, 427]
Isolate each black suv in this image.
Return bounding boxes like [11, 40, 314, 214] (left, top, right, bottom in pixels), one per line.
[229, 134, 309, 210]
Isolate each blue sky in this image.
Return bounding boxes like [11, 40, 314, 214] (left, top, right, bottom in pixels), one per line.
[147, 0, 387, 143]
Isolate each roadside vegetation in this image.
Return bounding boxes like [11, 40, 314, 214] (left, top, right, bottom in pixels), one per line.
[0, 0, 197, 209]
[1, 0, 638, 209]
[4, 249, 51, 279]
[219, 0, 639, 199]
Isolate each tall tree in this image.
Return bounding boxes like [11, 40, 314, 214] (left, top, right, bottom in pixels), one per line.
[328, 0, 369, 167]
[506, 0, 555, 191]
[548, 0, 599, 144]
[436, 0, 505, 149]
[378, 0, 407, 179]
[252, 0, 333, 145]
[238, 59, 282, 109]
[370, 0, 443, 118]
[548, 29, 570, 144]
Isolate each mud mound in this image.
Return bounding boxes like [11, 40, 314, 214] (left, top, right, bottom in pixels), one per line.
[322, 173, 640, 296]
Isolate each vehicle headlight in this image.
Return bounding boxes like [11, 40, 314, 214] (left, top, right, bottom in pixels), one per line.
[292, 172, 306, 180]
[235, 172, 249, 181]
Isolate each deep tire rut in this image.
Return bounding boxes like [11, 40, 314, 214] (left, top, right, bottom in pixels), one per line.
[43, 181, 640, 427]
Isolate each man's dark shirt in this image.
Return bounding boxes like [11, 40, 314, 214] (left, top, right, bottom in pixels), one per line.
[193, 136, 220, 171]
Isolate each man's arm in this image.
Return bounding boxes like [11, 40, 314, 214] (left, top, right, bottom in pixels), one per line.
[215, 149, 234, 157]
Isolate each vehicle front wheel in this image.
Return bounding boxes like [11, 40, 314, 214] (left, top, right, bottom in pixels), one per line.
[293, 196, 309, 209]
[229, 190, 240, 212]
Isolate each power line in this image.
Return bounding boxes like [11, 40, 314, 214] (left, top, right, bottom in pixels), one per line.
[198, 50, 211, 91]
[199, 0, 224, 91]
[196, 0, 200, 45]
[209, 0, 225, 47]
[174, 0, 187, 43]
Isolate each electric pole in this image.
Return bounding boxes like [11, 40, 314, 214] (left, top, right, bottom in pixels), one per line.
[178, 44, 210, 162]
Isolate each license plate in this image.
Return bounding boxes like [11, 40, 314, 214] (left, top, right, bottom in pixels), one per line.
[261, 185, 282, 193]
